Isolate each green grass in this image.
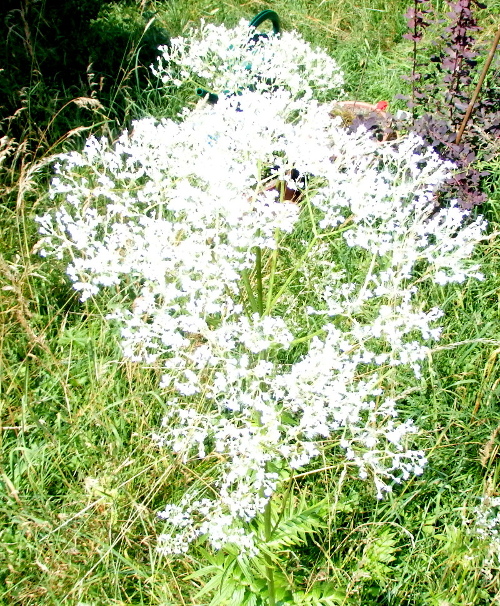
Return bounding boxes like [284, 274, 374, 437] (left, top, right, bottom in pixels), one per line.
[2, 0, 500, 604]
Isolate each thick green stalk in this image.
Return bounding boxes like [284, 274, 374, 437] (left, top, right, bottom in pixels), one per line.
[265, 246, 279, 316]
[255, 245, 264, 315]
[242, 268, 259, 314]
[263, 499, 277, 606]
[255, 245, 276, 603]
[244, 175, 278, 603]
[289, 328, 327, 348]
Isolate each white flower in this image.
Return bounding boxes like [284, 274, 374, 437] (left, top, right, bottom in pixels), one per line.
[36, 44, 486, 554]
[152, 19, 344, 102]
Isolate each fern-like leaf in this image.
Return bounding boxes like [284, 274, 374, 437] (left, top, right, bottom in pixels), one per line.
[262, 495, 328, 554]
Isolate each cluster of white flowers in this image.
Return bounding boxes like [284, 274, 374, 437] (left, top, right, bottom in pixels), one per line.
[152, 19, 345, 101]
[473, 497, 500, 543]
[465, 497, 500, 578]
[36, 20, 487, 555]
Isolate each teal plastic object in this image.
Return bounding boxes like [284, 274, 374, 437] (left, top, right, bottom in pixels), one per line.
[196, 10, 281, 104]
[249, 10, 281, 35]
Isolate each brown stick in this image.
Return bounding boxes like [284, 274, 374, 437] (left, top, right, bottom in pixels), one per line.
[456, 26, 500, 145]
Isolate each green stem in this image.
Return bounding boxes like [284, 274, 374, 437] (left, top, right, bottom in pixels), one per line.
[254, 237, 275, 604]
[289, 328, 327, 348]
[255, 245, 264, 315]
[356, 252, 377, 308]
[242, 269, 259, 314]
[265, 240, 279, 316]
[263, 499, 277, 606]
[259, 245, 275, 604]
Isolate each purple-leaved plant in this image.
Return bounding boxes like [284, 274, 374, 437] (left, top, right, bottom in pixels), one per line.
[402, 0, 433, 114]
[400, 0, 500, 209]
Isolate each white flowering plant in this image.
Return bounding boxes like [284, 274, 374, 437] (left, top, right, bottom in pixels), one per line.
[35, 20, 487, 606]
[152, 18, 345, 103]
[463, 496, 500, 584]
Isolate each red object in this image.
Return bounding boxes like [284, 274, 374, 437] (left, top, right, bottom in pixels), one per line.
[376, 100, 389, 111]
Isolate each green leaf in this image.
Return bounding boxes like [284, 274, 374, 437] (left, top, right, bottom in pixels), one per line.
[263, 496, 328, 552]
[289, 583, 348, 606]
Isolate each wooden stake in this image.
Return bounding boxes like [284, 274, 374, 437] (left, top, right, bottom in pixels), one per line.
[456, 26, 500, 145]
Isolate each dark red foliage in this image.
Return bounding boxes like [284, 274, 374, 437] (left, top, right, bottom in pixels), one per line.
[400, 0, 500, 208]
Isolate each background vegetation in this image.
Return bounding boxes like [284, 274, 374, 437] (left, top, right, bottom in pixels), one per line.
[1, 0, 500, 604]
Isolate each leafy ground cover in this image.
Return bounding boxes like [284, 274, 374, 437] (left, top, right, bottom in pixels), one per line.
[1, 1, 500, 605]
